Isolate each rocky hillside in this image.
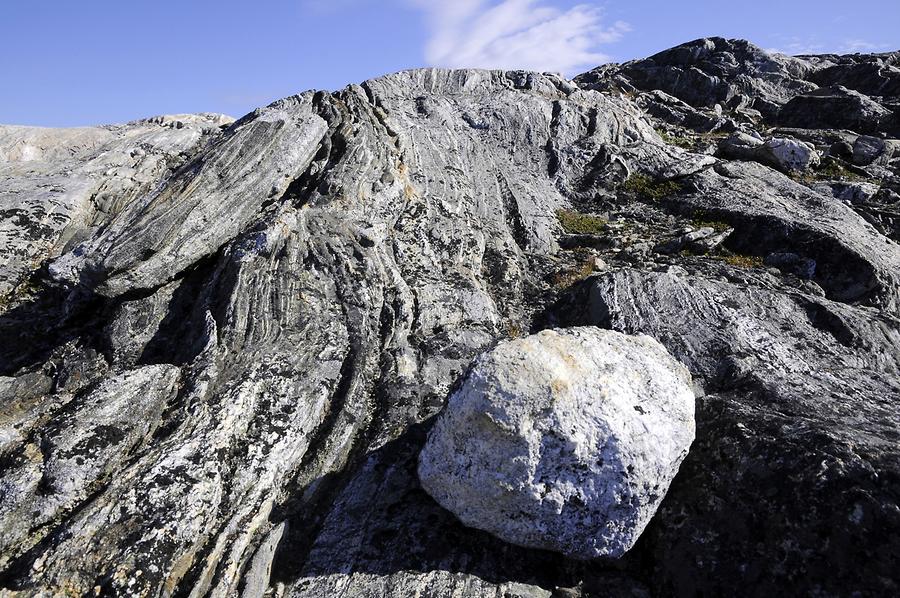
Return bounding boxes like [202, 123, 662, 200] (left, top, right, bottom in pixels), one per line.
[0, 37, 898, 597]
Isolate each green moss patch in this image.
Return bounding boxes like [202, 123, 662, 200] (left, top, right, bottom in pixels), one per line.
[622, 174, 682, 200]
[556, 210, 608, 235]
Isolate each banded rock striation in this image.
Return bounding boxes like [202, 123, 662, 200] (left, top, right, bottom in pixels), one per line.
[0, 38, 898, 597]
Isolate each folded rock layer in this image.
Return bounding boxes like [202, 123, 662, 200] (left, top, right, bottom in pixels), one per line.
[0, 38, 898, 597]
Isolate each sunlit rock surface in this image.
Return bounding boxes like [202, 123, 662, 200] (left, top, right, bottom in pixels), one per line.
[418, 327, 695, 560]
[0, 38, 899, 597]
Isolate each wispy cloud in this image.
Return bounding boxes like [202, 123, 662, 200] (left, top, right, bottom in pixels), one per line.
[765, 36, 826, 56]
[408, 0, 629, 75]
[838, 39, 892, 53]
[767, 35, 894, 56]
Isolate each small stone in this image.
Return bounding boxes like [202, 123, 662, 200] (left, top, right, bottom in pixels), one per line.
[764, 252, 817, 279]
[852, 136, 886, 166]
[759, 137, 820, 172]
[689, 228, 733, 252]
[418, 327, 696, 560]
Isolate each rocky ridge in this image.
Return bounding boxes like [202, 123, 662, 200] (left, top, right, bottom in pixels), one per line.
[0, 38, 898, 597]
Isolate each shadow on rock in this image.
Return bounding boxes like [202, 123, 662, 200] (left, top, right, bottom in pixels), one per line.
[271, 416, 651, 594]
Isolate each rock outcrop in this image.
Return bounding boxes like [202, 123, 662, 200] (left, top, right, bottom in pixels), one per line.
[778, 85, 899, 135]
[0, 114, 233, 301]
[0, 38, 899, 597]
[418, 327, 695, 560]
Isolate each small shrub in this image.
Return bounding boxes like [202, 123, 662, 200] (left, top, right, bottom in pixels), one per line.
[0, 275, 42, 312]
[506, 322, 524, 338]
[622, 174, 681, 200]
[556, 209, 607, 235]
[721, 254, 764, 269]
[551, 254, 596, 288]
[692, 219, 732, 233]
[813, 161, 864, 181]
[656, 129, 695, 149]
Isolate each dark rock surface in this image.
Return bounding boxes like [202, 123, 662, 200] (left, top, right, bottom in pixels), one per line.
[778, 85, 899, 135]
[0, 38, 899, 597]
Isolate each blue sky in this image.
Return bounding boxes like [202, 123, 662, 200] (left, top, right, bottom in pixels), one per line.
[2, 0, 897, 127]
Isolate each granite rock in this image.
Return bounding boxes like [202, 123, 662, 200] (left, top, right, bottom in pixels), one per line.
[418, 328, 695, 560]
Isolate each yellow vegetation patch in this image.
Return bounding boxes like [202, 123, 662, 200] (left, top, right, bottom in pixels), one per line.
[622, 174, 681, 200]
[556, 209, 607, 234]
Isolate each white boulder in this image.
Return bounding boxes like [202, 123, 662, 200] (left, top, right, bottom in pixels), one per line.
[759, 137, 820, 172]
[718, 133, 820, 172]
[418, 327, 696, 560]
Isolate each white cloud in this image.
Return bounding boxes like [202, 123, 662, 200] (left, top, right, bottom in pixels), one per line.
[839, 39, 891, 53]
[765, 37, 826, 56]
[767, 36, 893, 56]
[408, 0, 629, 75]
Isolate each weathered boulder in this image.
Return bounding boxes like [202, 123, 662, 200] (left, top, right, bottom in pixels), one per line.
[716, 130, 764, 161]
[778, 85, 897, 134]
[852, 135, 900, 166]
[717, 132, 819, 172]
[853, 135, 888, 165]
[813, 180, 881, 203]
[757, 137, 820, 172]
[418, 327, 696, 560]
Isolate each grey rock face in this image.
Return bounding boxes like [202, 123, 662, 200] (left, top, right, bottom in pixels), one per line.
[808, 52, 900, 97]
[48, 100, 328, 296]
[587, 268, 900, 596]
[0, 365, 180, 570]
[418, 328, 695, 560]
[577, 37, 818, 117]
[718, 132, 820, 173]
[634, 90, 725, 132]
[0, 114, 233, 304]
[0, 38, 899, 598]
[778, 85, 898, 134]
